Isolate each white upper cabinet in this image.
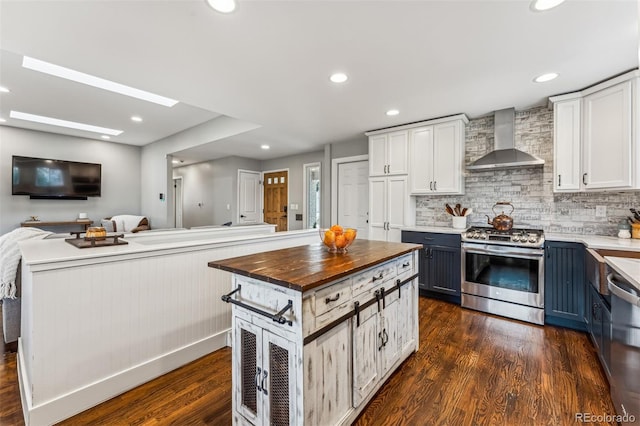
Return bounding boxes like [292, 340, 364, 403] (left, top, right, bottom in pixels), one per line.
[368, 131, 408, 176]
[550, 70, 640, 192]
[408, 117, 466, 195]
[583, 81, 633, 190]
[553, 98, 581, 192]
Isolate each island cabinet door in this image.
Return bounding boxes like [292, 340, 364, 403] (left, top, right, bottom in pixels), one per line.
[398, 279, 418, 355]
[234, 318, 297, 426]
[379, 290, 400, 374]
[352, 302, 380, 407]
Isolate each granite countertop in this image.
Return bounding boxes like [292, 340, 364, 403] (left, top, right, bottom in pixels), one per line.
[401, 226, 467, 235]
[208, 239, 422, 292]
[604, 256, 640, 293]
[545, 233, 640, 252]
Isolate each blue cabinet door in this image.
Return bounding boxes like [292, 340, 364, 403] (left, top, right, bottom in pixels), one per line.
[544, 241, 586, 330]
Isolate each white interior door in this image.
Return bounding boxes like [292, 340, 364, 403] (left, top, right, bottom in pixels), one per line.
[337, 160, 369, 239]
[238, 170, 261, 224]
[173, 177, 183, 228]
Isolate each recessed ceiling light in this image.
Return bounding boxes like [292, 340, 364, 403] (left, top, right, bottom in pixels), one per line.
[261, 145, 270, 150]
[530, 0, 565, 12]
[206, 0, 236, 13]
[386, 109, 400, 116]
[329, 73, 348, 83]
[10, 111, 123, 135]
[534, 72, 559, 83]
[131, 116, 143, 122]
[22, 56, 179, 107]
[101, 135, 111, 140]
[0, 86, 9, 93]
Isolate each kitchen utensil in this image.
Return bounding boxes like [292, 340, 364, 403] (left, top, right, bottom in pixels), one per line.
[455, 204, 462, 216]
[629, 216, 638, 224]
[464, 208, 472, 216]
[486, 201, 514, 231]
[461, 207, 468, 217]
[631, 208, 640, 221]
[445, 204, 455, 216]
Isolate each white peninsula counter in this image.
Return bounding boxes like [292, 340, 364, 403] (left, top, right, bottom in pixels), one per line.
[16, 226, 318, 425]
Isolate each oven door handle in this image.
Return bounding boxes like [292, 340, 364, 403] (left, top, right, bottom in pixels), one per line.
[463, 245, 543, 259]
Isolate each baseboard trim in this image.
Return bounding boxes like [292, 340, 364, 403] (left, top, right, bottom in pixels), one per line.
[19, 330, 229, 426]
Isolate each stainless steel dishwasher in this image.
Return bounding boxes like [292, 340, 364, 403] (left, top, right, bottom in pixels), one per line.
[607, 271, 640, 421]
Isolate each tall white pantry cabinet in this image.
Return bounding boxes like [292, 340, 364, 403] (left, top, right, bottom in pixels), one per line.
[365, 114, 468, 242]
[550, 70, 640, 192]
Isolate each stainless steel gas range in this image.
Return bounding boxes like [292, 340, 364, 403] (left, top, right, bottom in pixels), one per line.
[461, 226, 545, 325]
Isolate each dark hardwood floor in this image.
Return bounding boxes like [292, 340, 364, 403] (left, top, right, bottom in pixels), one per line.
[0, 297, 616, 425]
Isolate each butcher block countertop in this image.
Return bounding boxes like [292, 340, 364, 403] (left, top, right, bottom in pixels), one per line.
[208, 239, 421, 292]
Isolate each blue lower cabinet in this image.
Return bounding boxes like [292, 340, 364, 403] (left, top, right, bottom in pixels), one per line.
[544, 241, 586, 331]
[402, 231, 461, 303]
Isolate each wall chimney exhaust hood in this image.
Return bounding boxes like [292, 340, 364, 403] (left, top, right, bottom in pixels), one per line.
[466, 108, 544, 171]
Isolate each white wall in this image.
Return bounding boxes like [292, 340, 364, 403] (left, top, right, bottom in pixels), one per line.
[0, 127, 141, 234]
[141, 116, 261, 229]
[261, 150, 324, 231]
[173, 156, 260, 227]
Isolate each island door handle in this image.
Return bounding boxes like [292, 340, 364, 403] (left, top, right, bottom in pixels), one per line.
[382, 328, 389, 346]
[325, 294, 340, 304]
[402, 262, 410, 268]
[255, 367, 262, 392]
[372, 272, 384, 282]
[378, 331, 384, 351]
[261, 370, 268, 396]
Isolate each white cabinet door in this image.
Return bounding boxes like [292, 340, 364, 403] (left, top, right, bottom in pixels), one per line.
[398, 279, 417, 355]
[433, 121, 462, 194]
[583, 81, 633, 189]
[234, 318, 262, 425]
[314, 321, 352, 426]
[386, 176, 407, 243]
[368, 177, 387, 242]
[553, 99, 581, 192]
[387, 131, 409, 175]
[369, 135, 387, 176]
[262, 331, 297, 426]
[409, 126, 434, 194]
[379, 290, 400, 374]
[352, 302, 380, 407]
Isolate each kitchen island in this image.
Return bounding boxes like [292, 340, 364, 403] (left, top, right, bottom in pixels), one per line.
[209, 240, 421, 426]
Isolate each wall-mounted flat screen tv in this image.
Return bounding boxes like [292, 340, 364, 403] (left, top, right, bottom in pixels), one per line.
[12, 156, 102, 200]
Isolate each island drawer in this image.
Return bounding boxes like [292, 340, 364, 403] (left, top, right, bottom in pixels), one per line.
[396, 254, 414, 281]
[352, 260, 396, 297]
[315, 278, 352, 317]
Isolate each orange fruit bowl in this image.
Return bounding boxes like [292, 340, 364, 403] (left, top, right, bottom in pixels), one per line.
[319, 226, 357, 253]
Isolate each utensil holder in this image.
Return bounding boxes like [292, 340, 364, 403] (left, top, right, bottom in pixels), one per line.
[452, 216, 467, 229]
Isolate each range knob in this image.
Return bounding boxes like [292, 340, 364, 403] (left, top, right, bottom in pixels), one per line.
[512, 235, 520, 242]
[528, 236, 538, 243]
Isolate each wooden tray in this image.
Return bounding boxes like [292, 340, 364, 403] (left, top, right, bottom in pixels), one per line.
[65, 233, 128, 249]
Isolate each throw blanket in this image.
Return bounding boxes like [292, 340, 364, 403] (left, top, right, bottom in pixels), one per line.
[0, 227, 52, 299]
[110, 215, 145, 232]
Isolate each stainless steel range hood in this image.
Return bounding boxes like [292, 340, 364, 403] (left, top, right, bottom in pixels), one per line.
[466, 108, 544, 171]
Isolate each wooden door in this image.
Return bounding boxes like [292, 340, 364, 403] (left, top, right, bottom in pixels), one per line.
[263, 171, 288, 232]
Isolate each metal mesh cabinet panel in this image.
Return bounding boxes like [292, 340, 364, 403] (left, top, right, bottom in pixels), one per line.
[241, 328, 258, 415]
[269, 342, 290, 426]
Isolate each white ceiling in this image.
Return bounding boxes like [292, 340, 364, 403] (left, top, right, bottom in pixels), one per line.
[0, 0, 638, 164]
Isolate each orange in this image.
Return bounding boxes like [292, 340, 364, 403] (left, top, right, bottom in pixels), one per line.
[330, 224, 344, 235]
[323, 230, 336, 246]
[344, 228, 356, 243]
[335, 234, 347, 249]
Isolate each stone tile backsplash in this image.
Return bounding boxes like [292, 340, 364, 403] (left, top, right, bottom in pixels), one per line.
[415, 106, 640, 236]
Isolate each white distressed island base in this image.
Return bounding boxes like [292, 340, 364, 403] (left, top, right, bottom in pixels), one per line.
[209, 240, 421, 426]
